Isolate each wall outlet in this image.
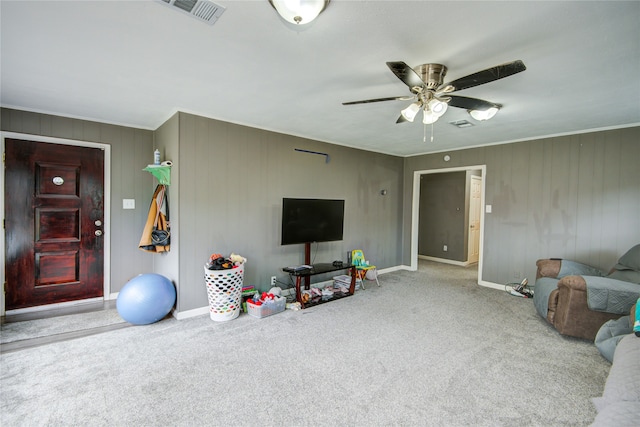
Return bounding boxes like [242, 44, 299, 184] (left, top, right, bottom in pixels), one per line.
[270, 276, 276, 286]
[443, 245, 448, 252]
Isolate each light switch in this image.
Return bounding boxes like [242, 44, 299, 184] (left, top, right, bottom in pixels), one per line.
[123, 199, 135, 210]
[485, 204, 492, 213]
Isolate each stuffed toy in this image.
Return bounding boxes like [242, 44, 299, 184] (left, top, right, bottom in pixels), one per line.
[209, 253, 223, 262]
[229, 253, 247, 265]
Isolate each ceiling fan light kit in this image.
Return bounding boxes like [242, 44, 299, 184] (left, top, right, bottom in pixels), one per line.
[269, 0, 329, 25]
[343, 59, 526, 138]
[422, 110, 438, 125]
[469, 107, 499, 121]
[401, 103, 421, 122]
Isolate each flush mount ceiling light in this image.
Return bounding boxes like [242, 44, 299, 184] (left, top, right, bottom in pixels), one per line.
[269, 0, 329, 25]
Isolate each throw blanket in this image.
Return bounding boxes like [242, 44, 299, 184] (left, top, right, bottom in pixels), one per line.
[584, 276, 640, 314]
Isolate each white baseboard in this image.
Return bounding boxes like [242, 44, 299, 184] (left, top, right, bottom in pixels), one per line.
[419, 255, 474, 267]
[478, 280, 507, 291]
[173, 306, 209, 320]
[379, 265, 409, 273]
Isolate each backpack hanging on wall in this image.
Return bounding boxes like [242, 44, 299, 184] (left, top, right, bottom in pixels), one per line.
[139, 184, 170, 253]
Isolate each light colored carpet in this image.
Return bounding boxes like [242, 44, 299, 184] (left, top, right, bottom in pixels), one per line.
[0, 261, 610, 426]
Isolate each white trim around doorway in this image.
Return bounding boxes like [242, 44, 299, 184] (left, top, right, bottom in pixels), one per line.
[1, 131, 112, 316]
[410, 165, 489, 287]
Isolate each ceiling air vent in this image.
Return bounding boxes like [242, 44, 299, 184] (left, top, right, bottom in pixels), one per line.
[449, 120, 475, 128]
[157, 0, 225, 25]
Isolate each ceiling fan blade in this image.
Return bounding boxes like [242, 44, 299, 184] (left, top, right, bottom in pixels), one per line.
[342, 96, 411, 105]
[443, 60, 526, 92]
[386, 61, 425, 89]
[448, 95, 500, 111]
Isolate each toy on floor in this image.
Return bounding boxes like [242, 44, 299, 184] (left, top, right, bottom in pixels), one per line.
[117, 273, 176, 325]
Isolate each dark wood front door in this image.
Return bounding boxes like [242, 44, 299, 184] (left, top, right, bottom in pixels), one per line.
[5, 138, 104, 310]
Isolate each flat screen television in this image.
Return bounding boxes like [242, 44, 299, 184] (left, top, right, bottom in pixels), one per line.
[281, 198, 345, 246]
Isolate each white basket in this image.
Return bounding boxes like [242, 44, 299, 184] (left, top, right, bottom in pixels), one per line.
[204, 264, 244, 322]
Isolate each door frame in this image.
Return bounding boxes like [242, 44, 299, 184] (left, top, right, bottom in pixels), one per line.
[410, 165, 486, 285]
[1, 132, 112, 316]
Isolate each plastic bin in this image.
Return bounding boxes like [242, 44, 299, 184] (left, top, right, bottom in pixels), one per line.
[246, 296, 286, 319]
[204, 264, 244, 322]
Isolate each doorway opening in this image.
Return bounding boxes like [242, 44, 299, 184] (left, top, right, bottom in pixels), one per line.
[410, 165, 486, 284]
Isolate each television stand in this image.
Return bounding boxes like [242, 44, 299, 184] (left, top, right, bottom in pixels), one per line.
[283, 263, 356, 309]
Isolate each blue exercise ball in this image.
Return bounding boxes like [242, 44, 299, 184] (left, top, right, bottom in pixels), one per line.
[117, 273, 176, 325]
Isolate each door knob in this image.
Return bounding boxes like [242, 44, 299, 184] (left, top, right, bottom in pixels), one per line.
[95, 230, 103, 236]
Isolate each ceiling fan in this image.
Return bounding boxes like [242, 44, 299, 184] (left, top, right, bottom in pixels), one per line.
[343, 60, 526, 126]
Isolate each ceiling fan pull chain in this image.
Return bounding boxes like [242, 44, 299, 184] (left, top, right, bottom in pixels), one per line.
[431, 123, 434, 143]
[423, 123, 427, 142]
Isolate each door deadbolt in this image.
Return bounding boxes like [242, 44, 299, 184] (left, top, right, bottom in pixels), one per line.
[95, 220, 102, 226]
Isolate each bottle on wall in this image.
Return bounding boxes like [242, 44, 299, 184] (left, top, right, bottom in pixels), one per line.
[154, 149, 161, 165]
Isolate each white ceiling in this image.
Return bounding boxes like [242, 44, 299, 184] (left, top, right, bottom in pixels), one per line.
[1, 0, 639, 157]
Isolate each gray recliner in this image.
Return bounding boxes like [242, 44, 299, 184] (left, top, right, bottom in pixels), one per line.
[533, 244, 640, 340]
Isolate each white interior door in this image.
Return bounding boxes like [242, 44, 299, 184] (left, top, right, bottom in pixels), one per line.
[468, 175, 482, 264]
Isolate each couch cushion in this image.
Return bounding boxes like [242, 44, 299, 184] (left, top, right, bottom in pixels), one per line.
[594, 316, 632, 362]
[608, 269, 640, 284]
[615, 243, 640, 271]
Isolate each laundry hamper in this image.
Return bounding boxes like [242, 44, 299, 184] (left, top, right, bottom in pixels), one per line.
[204, 264, 244, 322]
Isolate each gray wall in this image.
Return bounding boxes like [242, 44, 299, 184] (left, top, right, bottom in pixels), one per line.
[153, 113, 181, 306]
[1, 108, 154, 294]
[169, 112, 404, 312]
[404, 127, 640, 285]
